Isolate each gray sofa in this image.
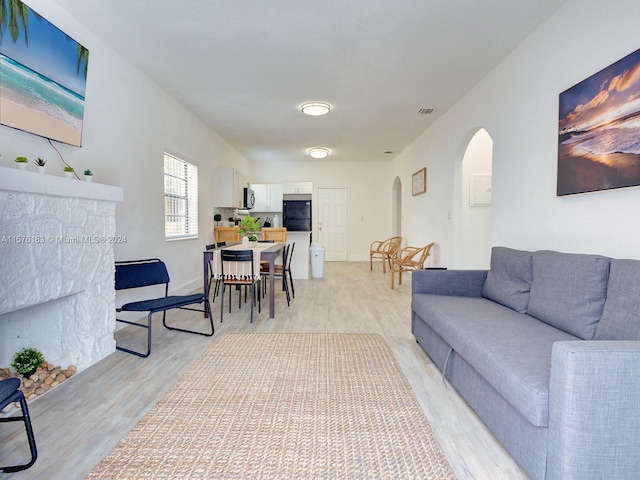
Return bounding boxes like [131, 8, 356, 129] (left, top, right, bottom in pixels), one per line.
[411, 247, 640, 480]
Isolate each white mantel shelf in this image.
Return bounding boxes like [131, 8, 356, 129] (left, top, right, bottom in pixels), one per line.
[0, 166, 123, 202]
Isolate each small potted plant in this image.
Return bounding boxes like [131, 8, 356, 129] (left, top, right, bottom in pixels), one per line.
[83, 169, 93, 182]
[14, 156, 29, 170]
[33, 157, 47, 174]
[238, 215, 261, 246]
[11, 347, 44, 378]
[63, 166, 75, 179]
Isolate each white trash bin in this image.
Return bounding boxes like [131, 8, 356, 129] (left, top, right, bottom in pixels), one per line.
[309, 242, 326, 278]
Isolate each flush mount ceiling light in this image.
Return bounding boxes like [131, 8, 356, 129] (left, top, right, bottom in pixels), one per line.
[308, 147, 329, 159]
[301, 102, 331, 116]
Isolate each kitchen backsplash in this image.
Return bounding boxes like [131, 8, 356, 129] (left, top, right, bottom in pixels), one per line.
[214, 207, 282, 227]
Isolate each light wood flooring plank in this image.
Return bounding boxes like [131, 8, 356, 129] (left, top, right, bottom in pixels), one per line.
[1, 261, 528, 479]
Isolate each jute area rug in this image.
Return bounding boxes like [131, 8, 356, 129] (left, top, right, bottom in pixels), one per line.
[87, 333, 455, 479]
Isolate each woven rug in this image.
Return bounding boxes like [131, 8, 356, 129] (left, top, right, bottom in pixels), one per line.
[87, 333, 455, 479]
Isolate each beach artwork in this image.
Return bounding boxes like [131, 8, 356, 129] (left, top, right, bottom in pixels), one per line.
[0, 0, 89, 147]
[558, 48, 640, 196]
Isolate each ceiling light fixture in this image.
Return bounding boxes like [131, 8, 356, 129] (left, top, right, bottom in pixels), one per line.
[301, 102, 331, 116]
[308, 147, 329, 159]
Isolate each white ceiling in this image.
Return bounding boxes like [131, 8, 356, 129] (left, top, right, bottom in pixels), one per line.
[54, 0, 568, 163]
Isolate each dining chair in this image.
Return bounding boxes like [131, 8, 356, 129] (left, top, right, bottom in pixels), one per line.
[260, 242, 293, 306]
[389, 242, 435, 289]
[370, 236, 403, 273]
[207, 242, 226, 302]
[261, 227, 287, 242]
[220, 249, 261, 323]
[215, 226, 240, 243]
[285, 242, 295, 298]
[0, 378, 37, 473]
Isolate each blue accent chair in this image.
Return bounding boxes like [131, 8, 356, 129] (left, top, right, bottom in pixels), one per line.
[115, 258, 214, 358]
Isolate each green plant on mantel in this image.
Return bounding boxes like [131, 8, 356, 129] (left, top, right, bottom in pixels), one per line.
[14, 156, 28, 163]
[34, 157, 46, 167]
[63, 166, 74, 172]
[11, 347, 44, 377]
[238, 215, 261, 240]
[84, 169, 93, 176]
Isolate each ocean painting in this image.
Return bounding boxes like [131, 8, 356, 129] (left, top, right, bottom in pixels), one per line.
[0, 0, 89, 147]
[558, 48, 640, 196]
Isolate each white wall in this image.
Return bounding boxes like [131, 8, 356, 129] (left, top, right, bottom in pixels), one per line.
[394, 0, 640, 266]
[5, 0, 638, 280]
[1, 0, 249, 295]
[251, 161, 394, 261]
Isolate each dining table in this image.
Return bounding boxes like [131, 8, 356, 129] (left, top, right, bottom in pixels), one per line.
[203, 242, 285, 319]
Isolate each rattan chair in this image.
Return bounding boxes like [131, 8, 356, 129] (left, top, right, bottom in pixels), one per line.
[215, 226, 240, 243]
[389, 242, 435, 289]
[261, 227, 287, 242]
[370, 236, 403, 273]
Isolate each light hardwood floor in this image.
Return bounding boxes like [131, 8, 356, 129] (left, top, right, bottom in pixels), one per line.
[1, 262, 529, 479]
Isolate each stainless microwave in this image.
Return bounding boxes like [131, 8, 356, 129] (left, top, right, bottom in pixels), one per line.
[244, 188, 255, 209]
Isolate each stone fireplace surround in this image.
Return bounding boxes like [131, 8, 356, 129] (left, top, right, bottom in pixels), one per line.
[0, 167, 123, 372]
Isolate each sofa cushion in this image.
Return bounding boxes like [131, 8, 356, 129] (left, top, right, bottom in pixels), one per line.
[595, 259, 640, 340]
[412, 294, 578, 427]
[482, 246, 533, 313]
[527, 250, 610, 339]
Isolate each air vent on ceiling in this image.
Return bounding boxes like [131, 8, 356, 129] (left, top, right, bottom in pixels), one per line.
[418, 108, 434, 114]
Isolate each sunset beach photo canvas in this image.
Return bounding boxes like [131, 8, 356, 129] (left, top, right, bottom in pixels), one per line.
[558, 48, 640, 196]
[0, 0, 89, 147]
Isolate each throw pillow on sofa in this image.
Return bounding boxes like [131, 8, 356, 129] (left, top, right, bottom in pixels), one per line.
[595, 258, 640, 340]
[481, 246, 533, 313]
[528, 250, 610, 339]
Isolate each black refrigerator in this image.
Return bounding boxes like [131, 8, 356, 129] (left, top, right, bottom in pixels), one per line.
[283, 200, 312, 232]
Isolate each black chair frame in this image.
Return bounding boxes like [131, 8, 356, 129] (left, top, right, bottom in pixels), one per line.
[206, 242, 226, 302]
[115, 258, 214, 358]
[285, 242, 295, 298]
[220, 249, 261, 323]
[261, 242, 294, 306]
[0, 378, 37, 473]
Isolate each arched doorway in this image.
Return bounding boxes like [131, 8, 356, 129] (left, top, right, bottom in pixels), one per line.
[457, 128, 493, 268]
[392, 176, 402, 238]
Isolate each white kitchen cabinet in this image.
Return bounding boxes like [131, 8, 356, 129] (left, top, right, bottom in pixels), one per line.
[282, 182, 313, 194]
[250, 183, 283, 212]
[216, 168, 248, 208]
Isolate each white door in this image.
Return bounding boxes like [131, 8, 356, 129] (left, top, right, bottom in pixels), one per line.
[317, 188, 348, 261]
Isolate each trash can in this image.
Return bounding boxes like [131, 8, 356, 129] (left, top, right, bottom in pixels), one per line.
[309, 242, 326, 278]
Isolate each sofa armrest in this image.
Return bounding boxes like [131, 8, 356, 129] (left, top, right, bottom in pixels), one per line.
[547, 341, 640, 480]
[411, 269, 488, 297]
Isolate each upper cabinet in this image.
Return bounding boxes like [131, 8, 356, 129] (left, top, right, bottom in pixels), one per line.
[282, 182, 313, 194]
[250, 183, 283, 212]
[216, 167, 248, 208]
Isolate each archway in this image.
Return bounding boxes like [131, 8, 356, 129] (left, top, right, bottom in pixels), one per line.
[392, 176, 402, 238]
[457, 128, 493, 268]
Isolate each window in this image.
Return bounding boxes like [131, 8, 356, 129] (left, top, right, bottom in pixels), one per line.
[164, 151, 198, 239]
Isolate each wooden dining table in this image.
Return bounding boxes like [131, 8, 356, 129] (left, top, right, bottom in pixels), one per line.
[203, 242, 285, 319]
